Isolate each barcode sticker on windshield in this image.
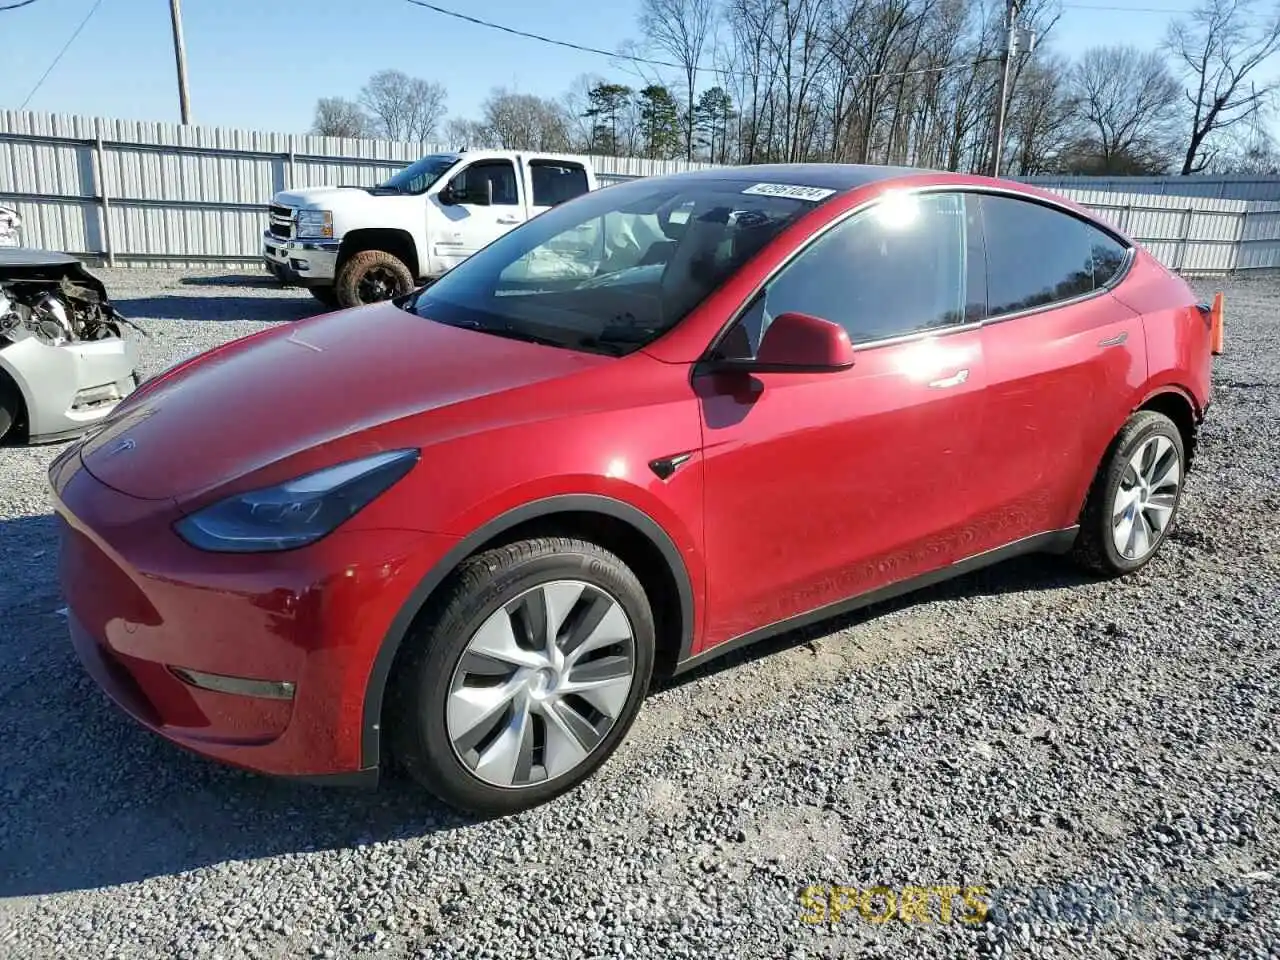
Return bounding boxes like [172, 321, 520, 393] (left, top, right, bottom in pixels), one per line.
[742, 182, 836, 202]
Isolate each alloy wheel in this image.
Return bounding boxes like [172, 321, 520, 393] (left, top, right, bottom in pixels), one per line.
[1111, 434, 1181, 561]
[446, 580, 637, 788]
[357, 266, 403, 303]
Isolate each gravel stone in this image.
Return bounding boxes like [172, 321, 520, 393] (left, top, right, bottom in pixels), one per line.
[0, 268, 1277, 959]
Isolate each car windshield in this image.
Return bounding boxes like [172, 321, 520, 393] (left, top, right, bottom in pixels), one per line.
[406, 177, 828, 355]
[378, 154, 459, 194]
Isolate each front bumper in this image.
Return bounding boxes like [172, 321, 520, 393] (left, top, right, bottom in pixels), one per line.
[262, 231, 339, 287]
[0, 332, 140, 442]
[48, 449, 461, 782]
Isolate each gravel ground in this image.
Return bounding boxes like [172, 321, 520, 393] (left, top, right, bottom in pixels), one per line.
[0, 268, 1277, 960]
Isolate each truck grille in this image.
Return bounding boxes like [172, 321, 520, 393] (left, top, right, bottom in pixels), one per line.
[268, 204, 294, 240]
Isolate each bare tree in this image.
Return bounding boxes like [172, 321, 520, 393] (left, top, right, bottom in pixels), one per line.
[479, 88, 573, 151]
[1006, 54, 1078, 173]
[358, 69, 449, 142]
[1070, 45, 1181, 173]
[1222, 113, 1280, 171]
[638, 0, 715, 159]
[561, 73, 610, 151]
[445, 117, 491, 149]
[347, 0, 1280, 177]
[1166, 0, 1280, 174]
[311, 97, 371, 139]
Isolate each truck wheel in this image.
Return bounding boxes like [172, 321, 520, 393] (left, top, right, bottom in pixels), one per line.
[308, 286, 340, 309]
[335, 251, 415, 308]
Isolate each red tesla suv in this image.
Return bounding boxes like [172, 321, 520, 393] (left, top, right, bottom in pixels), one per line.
[49, 165, 1221, 815]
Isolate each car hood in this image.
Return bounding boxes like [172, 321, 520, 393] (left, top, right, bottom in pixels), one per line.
[78, 301, 613, 502]
[273, 186, 407, 211]
[0, 248, 112, 300]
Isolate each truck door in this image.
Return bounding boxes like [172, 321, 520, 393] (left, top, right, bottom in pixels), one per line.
[429, 158, 527, 270]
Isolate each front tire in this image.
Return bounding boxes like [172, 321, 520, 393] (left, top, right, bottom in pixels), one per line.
[334, 250, 415, 308]
[0, 374, 21, 444]
[386, 537, 655, 817]
[1072, 410, 1186, 577]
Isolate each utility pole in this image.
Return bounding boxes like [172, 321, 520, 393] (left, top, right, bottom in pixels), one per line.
[990, 0, 1017, 178]
[169, 0, 192, 124]
[990, 1, 1036, 178]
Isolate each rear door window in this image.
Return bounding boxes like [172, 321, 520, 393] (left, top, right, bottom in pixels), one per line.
[978, 194, 1126, 316]
[530, 161, 590, 207]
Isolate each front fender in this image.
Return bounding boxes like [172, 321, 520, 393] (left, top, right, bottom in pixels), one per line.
[0, 342, 38, 430]
[356, 490, 700, 771]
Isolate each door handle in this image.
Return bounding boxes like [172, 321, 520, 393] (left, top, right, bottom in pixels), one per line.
[928, 368, 970, 388]
[497, 216, 521, 225]
[1097, 331, 1128, 347]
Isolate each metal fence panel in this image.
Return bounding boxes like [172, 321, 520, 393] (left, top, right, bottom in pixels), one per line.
[1021, 174, 1280, 202]
[4, 109, 1280, 274]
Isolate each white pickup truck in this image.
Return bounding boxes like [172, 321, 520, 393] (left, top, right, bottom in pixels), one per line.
[262, 149, 600, 308]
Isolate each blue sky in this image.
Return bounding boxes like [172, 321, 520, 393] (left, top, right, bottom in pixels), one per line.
[2, 0, 1219, 135]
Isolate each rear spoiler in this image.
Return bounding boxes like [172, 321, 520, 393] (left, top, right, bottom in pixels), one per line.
[1195, 292, 1225, 355]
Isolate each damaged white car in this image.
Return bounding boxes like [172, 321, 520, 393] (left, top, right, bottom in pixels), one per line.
[0, 250, 141, 443]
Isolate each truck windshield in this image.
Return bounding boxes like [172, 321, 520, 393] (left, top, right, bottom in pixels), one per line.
[405, 177, 828, 356]
[377, 154, 459, 194]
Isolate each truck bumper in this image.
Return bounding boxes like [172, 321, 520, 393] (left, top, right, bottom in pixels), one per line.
[262, 232, 340, 287]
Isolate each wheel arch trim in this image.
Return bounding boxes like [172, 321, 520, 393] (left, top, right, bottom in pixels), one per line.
[337, 227, 422, 279]
[1136, 383, 1202, 421]
[1072, 387, 1200, 525]
[358, 493, 696, 769]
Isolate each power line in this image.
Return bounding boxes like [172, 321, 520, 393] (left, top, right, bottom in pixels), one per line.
[403, 0, 1001, 82]
[404, 0, 676, 68]
[19, 0, 105, 110]
[0, 0, 45, 11]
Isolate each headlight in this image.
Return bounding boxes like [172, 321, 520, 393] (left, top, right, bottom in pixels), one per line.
[296, 209, 333, 239]
[175, 449, 419, 553]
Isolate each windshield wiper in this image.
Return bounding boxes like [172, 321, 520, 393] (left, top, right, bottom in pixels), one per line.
[437, 317, 568, 349]
[576, 324, 659, 356]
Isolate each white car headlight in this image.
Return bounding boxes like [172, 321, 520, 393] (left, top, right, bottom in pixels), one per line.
[175, 449, 419, 552]
[296, 209, 334, 239]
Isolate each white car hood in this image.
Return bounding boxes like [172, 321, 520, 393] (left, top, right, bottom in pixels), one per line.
[272, 186, 378, 210]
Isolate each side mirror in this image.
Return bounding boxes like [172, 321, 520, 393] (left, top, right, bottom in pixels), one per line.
[438, 182, 459, 205]
[748, 312, 856, 372]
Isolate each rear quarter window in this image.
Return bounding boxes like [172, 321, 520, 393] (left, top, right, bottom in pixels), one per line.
[1091, 231, 1130, 287]
[979, 194, 1128, 316]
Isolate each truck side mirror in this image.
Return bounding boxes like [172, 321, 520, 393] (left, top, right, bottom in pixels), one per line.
[440, 174, 492, 207]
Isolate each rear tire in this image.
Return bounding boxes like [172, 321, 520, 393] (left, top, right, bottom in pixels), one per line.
[334, 250, 415, 308]
[1072, 410, 1185, 577]
[386, 537, 655, 817]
